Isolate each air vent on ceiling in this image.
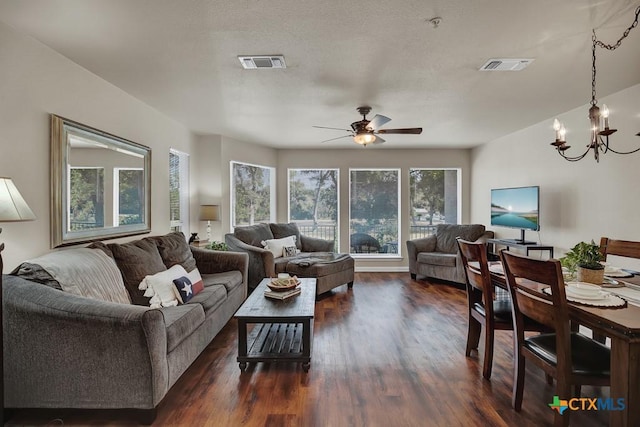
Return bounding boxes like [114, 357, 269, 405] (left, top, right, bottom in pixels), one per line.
[238, 55, 287, 69]
[479, 58, 534, 71]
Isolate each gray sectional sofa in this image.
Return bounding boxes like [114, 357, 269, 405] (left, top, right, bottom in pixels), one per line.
[225, 222, 354, 294]
[3, 232, 248, 423]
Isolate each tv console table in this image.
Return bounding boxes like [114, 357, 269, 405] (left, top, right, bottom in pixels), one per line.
[488, 238, 554, 259]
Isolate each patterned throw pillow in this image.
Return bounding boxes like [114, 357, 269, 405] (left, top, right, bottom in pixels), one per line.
[261, 235, 297, 258]
[173, 268, 205, 304]
[283, 245, 297, 257]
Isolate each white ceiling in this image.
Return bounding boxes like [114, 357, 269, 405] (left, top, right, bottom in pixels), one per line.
[1, 0, 639, 149]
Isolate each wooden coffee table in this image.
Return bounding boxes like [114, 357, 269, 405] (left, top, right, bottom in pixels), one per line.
[234, 277, 316, 372]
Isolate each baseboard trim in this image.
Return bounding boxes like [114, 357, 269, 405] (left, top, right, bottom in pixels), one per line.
[354, 266, 410, 273]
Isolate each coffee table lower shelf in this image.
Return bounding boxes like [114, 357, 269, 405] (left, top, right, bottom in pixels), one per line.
[237, 321, 313, 372]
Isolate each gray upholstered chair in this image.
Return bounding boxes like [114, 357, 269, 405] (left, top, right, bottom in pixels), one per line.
[406, 224, 494, 284]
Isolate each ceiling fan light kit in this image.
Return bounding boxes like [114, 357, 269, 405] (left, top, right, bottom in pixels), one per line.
[551, 6, 640, 162]
[314, 106, 422, 147]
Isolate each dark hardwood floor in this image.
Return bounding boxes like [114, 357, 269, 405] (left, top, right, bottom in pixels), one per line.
[7, 273, 610, 426]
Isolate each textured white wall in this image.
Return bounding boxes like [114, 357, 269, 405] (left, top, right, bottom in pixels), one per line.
[470, 83, 640, 270]
[0, 22, 195, 270]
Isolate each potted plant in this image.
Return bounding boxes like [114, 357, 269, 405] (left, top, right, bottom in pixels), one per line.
[560, 240, 604, 284]
[206, 241, 229, 251]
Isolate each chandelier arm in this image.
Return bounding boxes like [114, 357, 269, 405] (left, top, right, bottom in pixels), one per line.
[605, 146, 640, 155]
[558, 145, 591, 162]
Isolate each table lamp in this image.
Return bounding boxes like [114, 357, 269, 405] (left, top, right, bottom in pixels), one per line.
[0, 177, 36, 422]
[199, 205, 220, 242]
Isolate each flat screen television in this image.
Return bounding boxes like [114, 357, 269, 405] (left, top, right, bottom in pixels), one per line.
[490, 186, 539, 245]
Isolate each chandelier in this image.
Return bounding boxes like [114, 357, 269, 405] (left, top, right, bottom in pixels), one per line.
[551, 6, 640, 162]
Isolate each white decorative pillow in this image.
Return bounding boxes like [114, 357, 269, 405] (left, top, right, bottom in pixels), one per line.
[261, 235, 297, 259]
[138, 264, 186, 308]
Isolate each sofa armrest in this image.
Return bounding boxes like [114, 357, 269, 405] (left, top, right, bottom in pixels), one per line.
[477, 230, 495, 243]
[406, 235, 437, 275]
[225, 234, 275, 287]
[191, 247, 249, 295]
[3, 274, 168, 409]
[300, 235, 334, 252]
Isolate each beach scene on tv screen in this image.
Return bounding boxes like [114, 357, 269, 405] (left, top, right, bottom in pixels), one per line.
[491, 187, 539, 230]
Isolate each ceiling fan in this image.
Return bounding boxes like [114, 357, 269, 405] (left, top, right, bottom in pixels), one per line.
[313, 106, 422, 146]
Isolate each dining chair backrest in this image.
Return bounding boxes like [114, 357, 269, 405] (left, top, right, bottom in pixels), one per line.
[457, 238, 494, 308]
[599, 237, 640, 260]
[500, 250, 571, 360]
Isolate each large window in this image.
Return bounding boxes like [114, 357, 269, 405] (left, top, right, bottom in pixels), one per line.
[231, 161, 275, 227]
[409, 168, 461, 239]
[114, 168, 144, 226]
[69, 167, 104, 230]
[169, 149, 190, 232]
[349, 169, 400, 256]
[288, 169, 339, 250]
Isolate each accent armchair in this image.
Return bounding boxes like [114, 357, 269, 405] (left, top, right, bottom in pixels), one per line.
[406, 224, 494, 284]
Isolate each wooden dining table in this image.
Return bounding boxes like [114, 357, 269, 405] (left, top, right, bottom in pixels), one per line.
[490, 269, 640, 427]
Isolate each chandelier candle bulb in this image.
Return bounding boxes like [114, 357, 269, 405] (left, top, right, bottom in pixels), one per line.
[602, 104, 610, 129]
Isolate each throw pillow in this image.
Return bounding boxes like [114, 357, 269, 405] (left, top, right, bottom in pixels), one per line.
[269, 223, 302, 249]
[283, 245, 298, 257]
[173, 277, 196, 303]
[139, 264, 187, 308]
[147, 232, 197, 272]
[187, 267, 205, 295]
[261, 235, 297, 259]
[108, 239, 167, 305]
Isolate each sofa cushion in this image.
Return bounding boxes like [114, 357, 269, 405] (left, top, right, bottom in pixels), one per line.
[273, 257, 291, 274]
[269, 222, 302, 249]
[148, 232, 197, 272]
[187, 284, 227, 315]
[201, 270, 243, 294]
[160, 304, 206, 353]
[16, 248, 131, 304]
[435, 224, 486, 254]
[262, 235, 297, 258]
[418, 252, 458, 267]
[108, 239, 167, 306]
[234, 223, 274, 247]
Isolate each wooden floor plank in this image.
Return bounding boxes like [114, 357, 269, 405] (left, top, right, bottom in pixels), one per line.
[7, 273, 609, 426]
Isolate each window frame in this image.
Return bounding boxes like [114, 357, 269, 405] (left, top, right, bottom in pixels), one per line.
[348, 168, 401, 258]
[287, 168, 340, 251]
[230, 160, 276, 228]
[169, 148, 190, 233]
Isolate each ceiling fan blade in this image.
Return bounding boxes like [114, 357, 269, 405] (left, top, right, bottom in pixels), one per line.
[372, 136, 386, 144]
[376, 128, 422, 135]
[313, 125, 352, 132]
[366, 114, 392, 131]
[321, 134, 352, 143]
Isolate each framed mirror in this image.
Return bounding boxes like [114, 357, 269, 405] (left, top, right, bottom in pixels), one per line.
[51, 114, 151, 248]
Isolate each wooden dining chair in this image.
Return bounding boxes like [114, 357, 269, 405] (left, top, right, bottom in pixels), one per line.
[457, 239, 548, 380]
[599, 237, 640, 261]
[500, 250, 611, 427]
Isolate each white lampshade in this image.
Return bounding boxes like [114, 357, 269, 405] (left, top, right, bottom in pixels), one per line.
[199, 205, 220, 222]
[0, 177, 36, 222]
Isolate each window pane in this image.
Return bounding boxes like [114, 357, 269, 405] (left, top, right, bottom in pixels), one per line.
[409, 169, 460, 239]
[232, 162, 275, 227]
[349, 169, 400, 255]
[288, 169, 338, 249]
[118, 169, 144, 225]
[69, 168, 104, 230]
[169, 151, 180, 223]
[169, 149, 189, 232]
